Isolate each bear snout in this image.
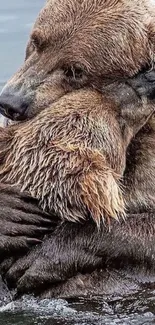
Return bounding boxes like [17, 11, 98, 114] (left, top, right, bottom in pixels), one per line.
[0, 87, 32, 121]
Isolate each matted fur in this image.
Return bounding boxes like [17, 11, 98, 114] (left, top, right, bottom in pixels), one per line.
[0, 90, 126, 226]
[0, 87, 154, 227]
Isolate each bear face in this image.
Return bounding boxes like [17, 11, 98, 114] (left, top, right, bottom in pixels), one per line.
[0, 0, 155, 121]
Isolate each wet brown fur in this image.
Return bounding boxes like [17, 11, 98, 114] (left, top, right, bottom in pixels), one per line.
[0, 88, 152, 227]
[1, 0, 155, 297]
[1, 0, 155, 227]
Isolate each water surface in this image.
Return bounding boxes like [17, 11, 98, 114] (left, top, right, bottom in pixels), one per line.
[0, 0, 43, 91]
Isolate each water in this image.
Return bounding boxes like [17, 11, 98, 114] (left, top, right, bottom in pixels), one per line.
[1, 1, 155, 324]
[0, 0, 43, 92]
[1, 291, 155, 325]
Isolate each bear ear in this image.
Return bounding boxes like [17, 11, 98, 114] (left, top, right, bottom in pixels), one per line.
[79, 150, 125, 228]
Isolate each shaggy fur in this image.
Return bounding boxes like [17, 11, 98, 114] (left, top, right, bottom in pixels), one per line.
[0, 78, 155, 296]
[0, 0, 155, 296]
[0, 87, 153, 227]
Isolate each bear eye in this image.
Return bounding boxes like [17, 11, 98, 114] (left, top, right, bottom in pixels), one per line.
[30, 31, 45, 52]
[64, 65, 84, 80]
[31, 35, 42, 51]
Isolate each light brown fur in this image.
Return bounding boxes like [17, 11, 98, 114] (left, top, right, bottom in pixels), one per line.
[0, 90, 125, 227]
[0, 88, 153, 227]
[1, 0, 155, 121]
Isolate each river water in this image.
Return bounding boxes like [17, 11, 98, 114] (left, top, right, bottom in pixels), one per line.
[0, 0, 43, 92]
[1, 1, 155, 324]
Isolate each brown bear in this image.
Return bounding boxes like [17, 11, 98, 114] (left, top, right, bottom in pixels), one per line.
[0, 0, 155, 237]
[0, 78, 155, 297]
[0, 0, 155, 297]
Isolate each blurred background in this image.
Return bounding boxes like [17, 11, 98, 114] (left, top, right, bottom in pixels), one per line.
[0, 0, 43, 93]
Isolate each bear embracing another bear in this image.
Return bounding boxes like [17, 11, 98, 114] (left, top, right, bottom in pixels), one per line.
[0, 80, 155, 297]
[0, 0, 155, 298]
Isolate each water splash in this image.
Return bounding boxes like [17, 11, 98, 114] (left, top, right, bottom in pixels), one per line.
[0, 290, 155, 325]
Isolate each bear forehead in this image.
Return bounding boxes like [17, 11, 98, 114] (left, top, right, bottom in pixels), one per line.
[32, 0, 155, 46]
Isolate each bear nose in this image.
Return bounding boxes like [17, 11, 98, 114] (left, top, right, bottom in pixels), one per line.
[0, 92, 30, 121]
